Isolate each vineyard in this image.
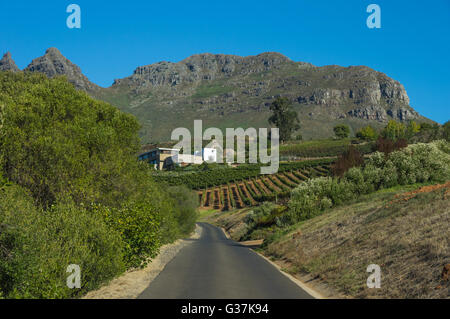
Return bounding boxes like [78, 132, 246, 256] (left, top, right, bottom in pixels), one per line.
[196, 163, 332, 210]
[152, 158, 335, 190]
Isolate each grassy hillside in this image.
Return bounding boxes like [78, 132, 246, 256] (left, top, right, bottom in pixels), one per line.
[204, 141, 450, 298]
[265, 183, 449, 298]
[206, 183, 449, 298]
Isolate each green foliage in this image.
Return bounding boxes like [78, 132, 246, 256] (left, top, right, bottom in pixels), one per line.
[0, 72, 141, 208]
[279, 138, 374, 158]
[381, 120, 406, 141]
[419, 122, 433, 131]
[268, 97, 300, 143]
[443, 121, 450, 142]
[285, 141, 450, 225]
[244, 202, 285, 232]
[0, 72, 198, 298]
[152, 159, 334, 189]
[333, 124, 350, 139]
[93, 201, 160, 269]
[165, 186, 199, 237]
[406, 121, 421, 137]
[0, 184, 125, 299]
[356, 125, 377, 141]
[331, 146, 364, 177]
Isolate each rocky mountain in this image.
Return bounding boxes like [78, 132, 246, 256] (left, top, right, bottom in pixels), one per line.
[0, 52, 19, 72]
[101, 52, 425, 142]
[24, 48, 99, 91]
[2, 48, 429, 143]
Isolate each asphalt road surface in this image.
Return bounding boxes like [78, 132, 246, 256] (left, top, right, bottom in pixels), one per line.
[138, 223, 314, 299]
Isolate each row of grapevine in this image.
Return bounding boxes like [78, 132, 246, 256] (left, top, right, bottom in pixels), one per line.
[152, 158, 335, 190]
[199, 165, 330, 210]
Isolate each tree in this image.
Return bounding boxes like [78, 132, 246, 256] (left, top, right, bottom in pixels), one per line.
[406, 121, 420, 138]
[443, 120, 450, 142]
[356, 125, 377, 141]
[268, 97, 300, 143]
[333, 124, 350, 139]
[331, 146, 364, 177]
[382, 120, 406, 141]
[419, 122, 433, 131]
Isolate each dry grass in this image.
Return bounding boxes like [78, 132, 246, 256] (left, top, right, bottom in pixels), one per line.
[265, 185, 449, 298]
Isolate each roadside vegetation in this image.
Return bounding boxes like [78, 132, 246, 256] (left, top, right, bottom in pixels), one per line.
[206, 137, 450, 298]
[0, 72, 198, 298]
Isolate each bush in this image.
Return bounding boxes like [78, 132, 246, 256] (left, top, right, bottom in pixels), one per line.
[331, 146, 364, 177]
[0, 72, 199, 297]
[0, 184, 125, 299]
[382, 120, 406, 141]
[244, 202, 283, 230]
[334, 124, 350, 139]
[94, 201, 160, 269]
[356, 125, 377, 141]
[166, 186, 199, 238]
[284, 140, 450, 225]
[0, 72, 142, 209]
[375, 136, 407, 155]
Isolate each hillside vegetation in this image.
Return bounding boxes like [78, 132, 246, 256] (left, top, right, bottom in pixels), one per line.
[0, 72, 198, 298]
[205, 140, 450, 298]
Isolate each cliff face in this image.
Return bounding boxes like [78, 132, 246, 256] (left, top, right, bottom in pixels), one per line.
[113, 53, 302, 88]
[2, 48, 428, 142]
[0, 52, 19, 72]
[24, 48, 99, 91]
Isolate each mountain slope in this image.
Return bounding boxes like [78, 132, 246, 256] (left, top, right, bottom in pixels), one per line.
[5, 48, 430, 143]
[24, 48, 99, 91]
[97, 52, 425, 143]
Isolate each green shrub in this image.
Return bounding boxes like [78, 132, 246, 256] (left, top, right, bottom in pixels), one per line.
[284, 141, 450, 225]
[334, 124, 350, 139]
[0, 72, 199, 297]
[94, 201, 160, 269]
[166, 186, 199, 237]
[356, 125, 377, 141]
[0, 72, 142, 209]
[0, 184, 125, 299]
[244, 202, 283, 230]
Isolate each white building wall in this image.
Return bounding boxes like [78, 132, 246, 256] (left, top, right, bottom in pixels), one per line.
[203, 148, 217, 163]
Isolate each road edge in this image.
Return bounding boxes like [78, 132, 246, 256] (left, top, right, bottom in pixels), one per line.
[83, 225, 202, 299]
[220, 227, 325, 300]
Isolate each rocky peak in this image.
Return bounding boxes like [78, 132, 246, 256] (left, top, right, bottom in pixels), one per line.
[113, 52, 294, 89]
[0, 52, 20, 72]
[24, 48, 98, 91]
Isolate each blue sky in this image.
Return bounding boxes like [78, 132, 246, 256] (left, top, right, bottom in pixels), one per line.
[1, 0, 449, 123]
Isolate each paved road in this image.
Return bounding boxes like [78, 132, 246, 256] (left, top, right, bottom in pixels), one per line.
[138, 223, 314, 299]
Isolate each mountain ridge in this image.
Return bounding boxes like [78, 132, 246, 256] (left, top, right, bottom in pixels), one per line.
[2, 49, 431, 143]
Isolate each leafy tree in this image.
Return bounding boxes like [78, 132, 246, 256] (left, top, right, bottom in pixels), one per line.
[376, 136, 408, 155]
[356, 125, 377, 141]
[0, 72, 196, 282]
[333, 124, 350, 139]
[406, 121, 421, 138]
[331, 146, 364, 177]
[443, 120, 450, 142]
[419, 122, 433, 131]
[268, 97, 300, 143]
[382, 120, 406, 141]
